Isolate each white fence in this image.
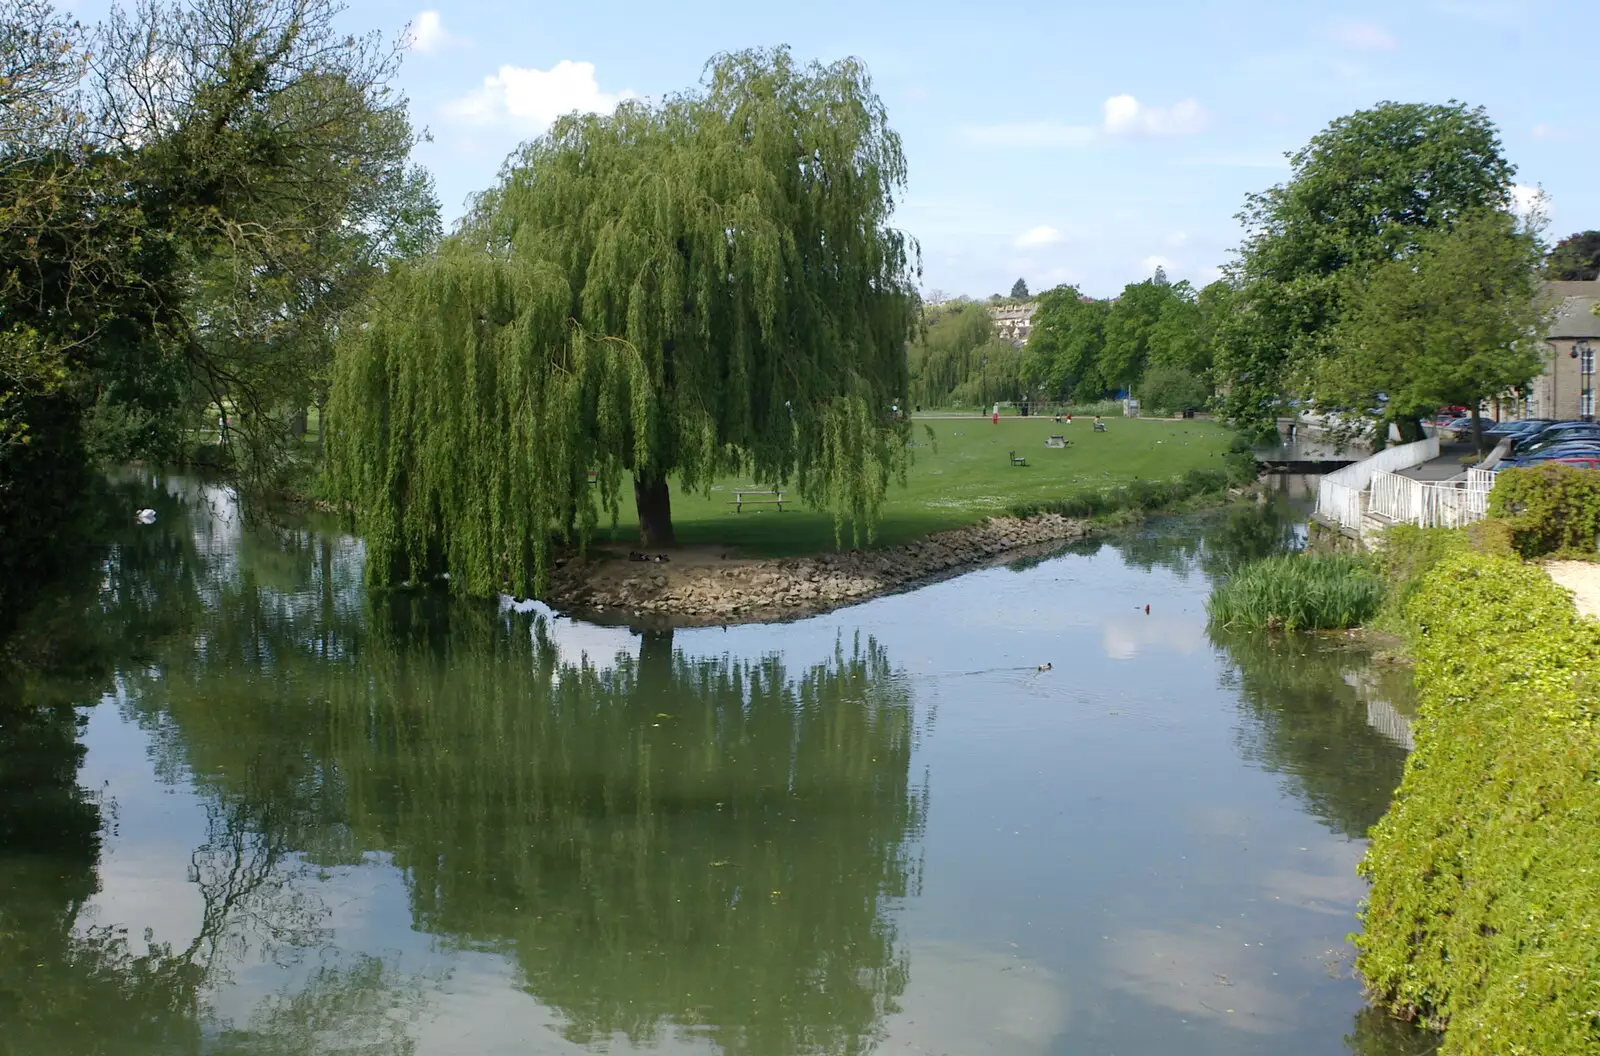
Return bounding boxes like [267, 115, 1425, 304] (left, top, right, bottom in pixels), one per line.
[1368, 470, 1494, 529]
[1314, 437, 1440, 530]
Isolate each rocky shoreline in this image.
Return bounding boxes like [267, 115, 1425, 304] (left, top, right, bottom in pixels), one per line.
[545, 512, 1096, 626]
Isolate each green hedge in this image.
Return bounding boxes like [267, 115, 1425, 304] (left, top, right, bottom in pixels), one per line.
[1488, 464, 1600, 558]
[1355, 551, 1600, 1055]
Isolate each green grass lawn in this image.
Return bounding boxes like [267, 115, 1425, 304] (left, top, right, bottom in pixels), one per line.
[594, 416, 1237, 557]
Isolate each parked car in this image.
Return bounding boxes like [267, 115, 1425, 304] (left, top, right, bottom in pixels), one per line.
[1504, 454, 1600, 470]
[1513, 434, 1600, 458]
[1446, 418, 1544, 443]
[1511, 423, 1600, 452]
[1501, 443, 1600, 468]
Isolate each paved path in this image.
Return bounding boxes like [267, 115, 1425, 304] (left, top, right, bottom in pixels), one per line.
[1397, 443, 1480, 481]
[1546, 561, 1600, 620]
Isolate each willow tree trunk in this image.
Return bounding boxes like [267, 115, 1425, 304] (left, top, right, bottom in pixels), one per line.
[634, 472, 676, 548]
[639, 628, 674, 685]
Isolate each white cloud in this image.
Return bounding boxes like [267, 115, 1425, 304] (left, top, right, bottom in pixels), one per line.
[962, 95, 1208, 149]
[445, 60, 636, 129]
[1324, 20, 1397, 51]
[1142, 255, 1176, 275]
[406, 10, 459, 54]
[1102, 95, 1208, 138]
[1165, 230, 1189, 248]
[1510, 183, 1550, 222]
[960, 121, 1097, 148]
[1015, 225, 1064, 248]
[1532, 123, 1556, 140]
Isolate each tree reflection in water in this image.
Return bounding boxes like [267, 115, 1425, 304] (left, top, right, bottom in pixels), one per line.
[2, 472, 926, 1054]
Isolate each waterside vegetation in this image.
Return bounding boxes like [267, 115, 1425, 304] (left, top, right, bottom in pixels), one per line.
[1205, 465, 1600, 1054]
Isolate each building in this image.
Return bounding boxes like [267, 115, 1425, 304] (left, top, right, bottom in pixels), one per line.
[987, 302, 1037, 345]
[1531, 280, 1600, 421]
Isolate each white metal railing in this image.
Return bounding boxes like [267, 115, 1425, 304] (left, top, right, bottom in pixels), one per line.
[1314, 437, 1440, 530]
[1368, 471, 1418, 523]
[1316, 478, 1365, 529]
[1367, 469, 1494, 529]
[1418, 480, 1491, 528]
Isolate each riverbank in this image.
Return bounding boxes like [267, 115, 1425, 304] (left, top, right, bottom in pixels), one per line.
[545, 459, 1266, 624]
[1355, 550, 1600, 1054]
[545, 510, 1096, 624]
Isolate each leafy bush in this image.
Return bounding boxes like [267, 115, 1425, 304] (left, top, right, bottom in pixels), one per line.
[1372, 524, 1468, 628]
[1487, 463, 1600, 557]
[1206, 553, 1385, 631]
[1356, 552, 1600, 1054]
[1139, 364, 1211, 416]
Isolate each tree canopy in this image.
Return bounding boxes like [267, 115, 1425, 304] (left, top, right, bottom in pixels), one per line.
[1010, 277, 1029, 299]
[1545, 230, 1600, 281]
[1213, 101, 1517, 434]
[1, 0, 435, 620]
[1323, 210, 1546, 446]
[1020, 278, 1222, 408]
[328, 48, 921, 595]
[906, 299, 1023, 408]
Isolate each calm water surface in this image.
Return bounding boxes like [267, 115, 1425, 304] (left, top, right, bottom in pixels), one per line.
[1, 474, 1434, 1055]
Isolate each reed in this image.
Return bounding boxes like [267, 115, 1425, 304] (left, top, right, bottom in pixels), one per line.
[1205, 553, 1384, 631]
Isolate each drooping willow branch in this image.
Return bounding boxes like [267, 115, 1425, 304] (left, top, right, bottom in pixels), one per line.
[328, 47, 920, 596]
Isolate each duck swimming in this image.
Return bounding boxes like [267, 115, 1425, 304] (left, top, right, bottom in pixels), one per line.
[1037, 662, 1052, 672]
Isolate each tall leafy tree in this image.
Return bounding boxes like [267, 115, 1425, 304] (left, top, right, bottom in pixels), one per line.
[1215, 101, 1516, 435]
[1323, 210, 1546, 450]
[1544, 230, 1600, 281]
[1022, 286, 1108, 400]
[1009, 277, 1029, 299]
[1099, 278, 1179, 395]
[91, 0, 436, 486]
[329, 48, 920, 594]
[907, 299, 994, 407]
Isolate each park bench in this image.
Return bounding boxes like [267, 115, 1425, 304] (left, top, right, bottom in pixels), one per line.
[1045, 434, 1067, 449]
[1008, 450, 1028, 467]
[729, 489, 787, 512]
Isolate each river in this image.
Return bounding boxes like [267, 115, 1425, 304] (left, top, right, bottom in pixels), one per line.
[0, 472, 1435, 1055]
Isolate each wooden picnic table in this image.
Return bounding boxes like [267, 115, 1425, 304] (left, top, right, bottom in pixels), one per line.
[729, 489, 787, 512]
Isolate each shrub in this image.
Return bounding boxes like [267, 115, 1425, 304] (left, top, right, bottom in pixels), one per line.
[1487, 463, 1600, 557]
[1356, 552, 1600, 1054]
[1205, 553, 1385, 631]
[1372, 524, 1467, 628]
[1139, 364, 1211, 417]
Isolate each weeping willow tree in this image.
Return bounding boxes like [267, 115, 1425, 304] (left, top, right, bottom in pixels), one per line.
[327, 48, 920, 595]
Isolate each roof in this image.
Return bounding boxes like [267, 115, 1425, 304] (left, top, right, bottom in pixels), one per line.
[986, 303, 1037, 319]
[1542, 280, 1600, 340]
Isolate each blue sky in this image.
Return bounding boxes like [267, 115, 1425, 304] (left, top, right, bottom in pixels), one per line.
[136, 0, 1600, 297]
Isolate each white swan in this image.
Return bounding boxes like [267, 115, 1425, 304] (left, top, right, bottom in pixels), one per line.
[135, 508, 157, 524]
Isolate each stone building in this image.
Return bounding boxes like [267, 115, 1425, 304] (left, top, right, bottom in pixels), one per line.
[1531, 280, 1600, 421]
[987, 302, 1037, 345]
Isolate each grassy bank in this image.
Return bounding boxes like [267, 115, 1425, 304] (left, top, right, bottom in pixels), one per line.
[592, 416, 1243, 556]
[1355, 549, 1600, 1054]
